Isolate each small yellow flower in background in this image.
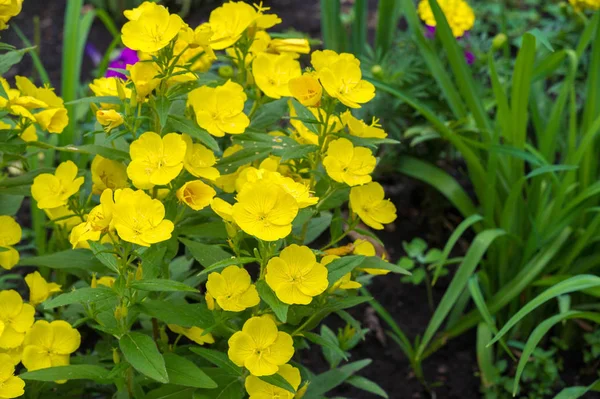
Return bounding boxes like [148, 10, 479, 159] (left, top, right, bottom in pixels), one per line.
[323, 138, 376, 186]
[0, 290, 35, 349]
[266, 244, 328, 305]
[111, 188, 174, 247]
[349, 182, 397, 230]
[211, 197, 234, 222]
[182, 134, 220, 180]
[31, 160, 85, 209]
[245, 363, 301, 399]
[207, 1, 258, 50]
[311, 50, 359, 72]
[43, 206, 80, 230]
[121, 2, 183, 53]
[205, 266, 260, 312]
[25, 272, 61, 306]
[93, 276, 116, 288]
[22, 320, 81, 371]
[268, 38, 310, 55]
[187, 81, 250, 137]
[176, 180, 216, 211]
[128, 61, 161, 100]
[342, 111, 387, 139]
[168, 325, 215, 346]
[232, 182, 298, 241]
[14, 76, 69, 134]
[91, 155, 129, 195]
[0, 353, 25, 399]
[96, 109, 124, 131]
[417, 0, 475, 38]
[89, 77, 131, 100]
[569, 0, 600, 10]
[228, 315, 294, 376]
[0, 216, 21, 270]
[252, 53, 301, 99]
[289, 73, 322, 107]
[69, 189, 115, 249]
[0, 0, 23, 30]
[353, 239, 389, 275]
[316, 53, 375, 108]
[127, 132, 186, 189]
[322, 255, 361, 290]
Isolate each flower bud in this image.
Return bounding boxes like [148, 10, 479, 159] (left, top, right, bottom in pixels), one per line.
[135, 264, 143, 281]
[295, 382, 309, 399]
[492, 33, 507, 50]
[96, 109, 124, 131]
[114, 304, 128, 321]
[91, 273, 98, 288]
[288, 73, 322, 107]
[268, 38, 310, 55]
[218, 65, 234, 78]
[112, 348, 120, 364]
[371, 64, 383, 78]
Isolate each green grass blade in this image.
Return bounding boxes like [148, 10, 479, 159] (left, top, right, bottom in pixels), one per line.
[490, 275, 600, 346]
[95, 8, 120, 38]
[11, 24, 50, 85]
[416, 229, 506, 360]
[375, 0, 401, 59]
[553, 379, 600, 399]
[350, 0, 367, 58]
[576, 12, 599, 60]
[320, 0, 344, 52]
[476, 323, 498, 390]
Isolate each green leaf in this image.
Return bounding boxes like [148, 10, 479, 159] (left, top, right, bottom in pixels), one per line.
[347, 375, 388, 398]
[18, 249, 106, 272]
[304, 359, 372, 398]
[303, 331, 348, 361]
[43, 287, 117, 309]
[476, 323, 498, 389]
[302, 211, 332, 245]
[360, 256, 411, 275]
[138, 300, 214, 328]
[189, 347, 242, 376]
[326, 255, 366, 286]
[166, 115, 219, 153]
[553, 379, 600, 399]
[20, 365, 110, 382]
[130, 279, 198, 293]
[180, 238, 233, 268]
[0, 49, 26, 75]
[259, 373, 297, 394]
[317, 187, 350, 211]
[76, 144, 130, 162]
[256, 280, 288, 322]
[145, 385, 196, 399]
[163, 353, 217, 389]
[140, 245, 168, 279]
[155, 96, 170, 129]
[120, 332, 169, 383]
[249, 98, 288, 130]
[289, 99, 320, 134]
[215, 147, 272, 174]
[0, 194, 23, 215]
[528, 28, 554, 52]
[88, 242, 119, 273]
[280, 144, 318, 162]
[197, 257, 257, 277]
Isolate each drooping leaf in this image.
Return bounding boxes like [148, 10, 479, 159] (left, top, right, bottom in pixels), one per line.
[119, 332, 169, 383]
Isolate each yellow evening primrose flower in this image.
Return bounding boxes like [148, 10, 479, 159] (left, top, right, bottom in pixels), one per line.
[317, 56, 375, 108]
[89, 77, 131, 99]
[121, 2, 183, 53]
[268, 38, 310, 55]
[214, 144, 246, 192]
[25, 272, 61, 307]
[205, 266, 260, 312]
[127, 61, 161, 100]
[232, 182, 298, 241]
[245, 363, 301, 399]
[69, 189, 115, 249]
[266, 244, 328, 305]
[341, 111, 387, 139]
[22, 320, 81, 371]
[353, 239, 389, 275]
[182, 134, 220, 180]
[15, 76, 69, 134]
[31, 160, 85, 209]
[228, 315, 294, 376]
[417, 0, 475, 38]
[322, 138, 375, 186]
[127, 132, 186, 189]
[176, 180, 216, 211]
[111, 188, 174, 246]
[322, 255, 361, 290]
[167, 325, 215, 346]
[187, 81, 250, 137]
[123, 1, 156, 20]
[0, 216, 20, 271]
[288, 73, 322, 107]
[0, 353, 25, 399]
[252, 53, 301, 99]
[44, 206, 80, 231]
[0, 0, 23, 30]
[0, 290, 35, 349]
[34, 106, 69, 134]
[207, 1, 257, 50]
[93, 276, 116, 288]
[349, 182, 397, 230]
[91, 155, 129, 195]
[311, 50, 359, 72]
[96, 109, 124, 131]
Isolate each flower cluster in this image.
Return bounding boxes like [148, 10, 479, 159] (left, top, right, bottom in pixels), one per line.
[417, 0, 475, 38]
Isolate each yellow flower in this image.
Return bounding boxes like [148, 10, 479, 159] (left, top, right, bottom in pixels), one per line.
[0, 0, 23, 30]
[35, 107, 69, 134]
[127, 61, 161, 100]
[206, 266, 260, 312]
[93, 276, 116, 288]
[232, 182, 298, 241]
[91, 155, 129, 195]
[187, 81, 250, 137]
[123, 1, 155, 20]
[311, 50, 359, 72]
[20, 124, 38, 142]
[167, 325, 215, 346]
[89, 77, 131, 99]
[43, 206, 80, 230]
[322, 255, 361, 290]
[121, 3, 183, 53]
[182, 134, 220, 180]
[316, 52, 375, 108]
[252, 53, 301, 99]
[417, 0, 475, 38]
[176, 180, 216, 211]
[111, 188, 174, 246]
[207, 1, 257, 50]
[341, 111, 387, 139]
[322, 138, 375, 186]
[353, 239, 388, 275]
[25, 272, 61, 307]
[22, 320, 81, 371]
[245, 363, 301, 399]
[288, 73, 322, 107]
[211, 198, 235, 222]
[0, 290, 35, 349]
[349, 182, 396, 230]
[127, 132, 186, 189]
[69, 189, 115, 249]
[215, 144, 246, 192]
[228, 316, 294, 376]
[268, 38, 310, 55]
[0, 346, 22, 366]
[0, 353, 25, 399]
[13, 76, 68, 133]
[0, 216, 20, 271]
[31, 160, 85, 209]
[96, 109, 124, 131]
[266, 244, 328, 305]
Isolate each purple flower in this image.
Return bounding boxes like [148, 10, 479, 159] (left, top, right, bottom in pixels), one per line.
[464, 50, 475, 65]
[106, 48, 139, 79]
[424, 25, 436, 39]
